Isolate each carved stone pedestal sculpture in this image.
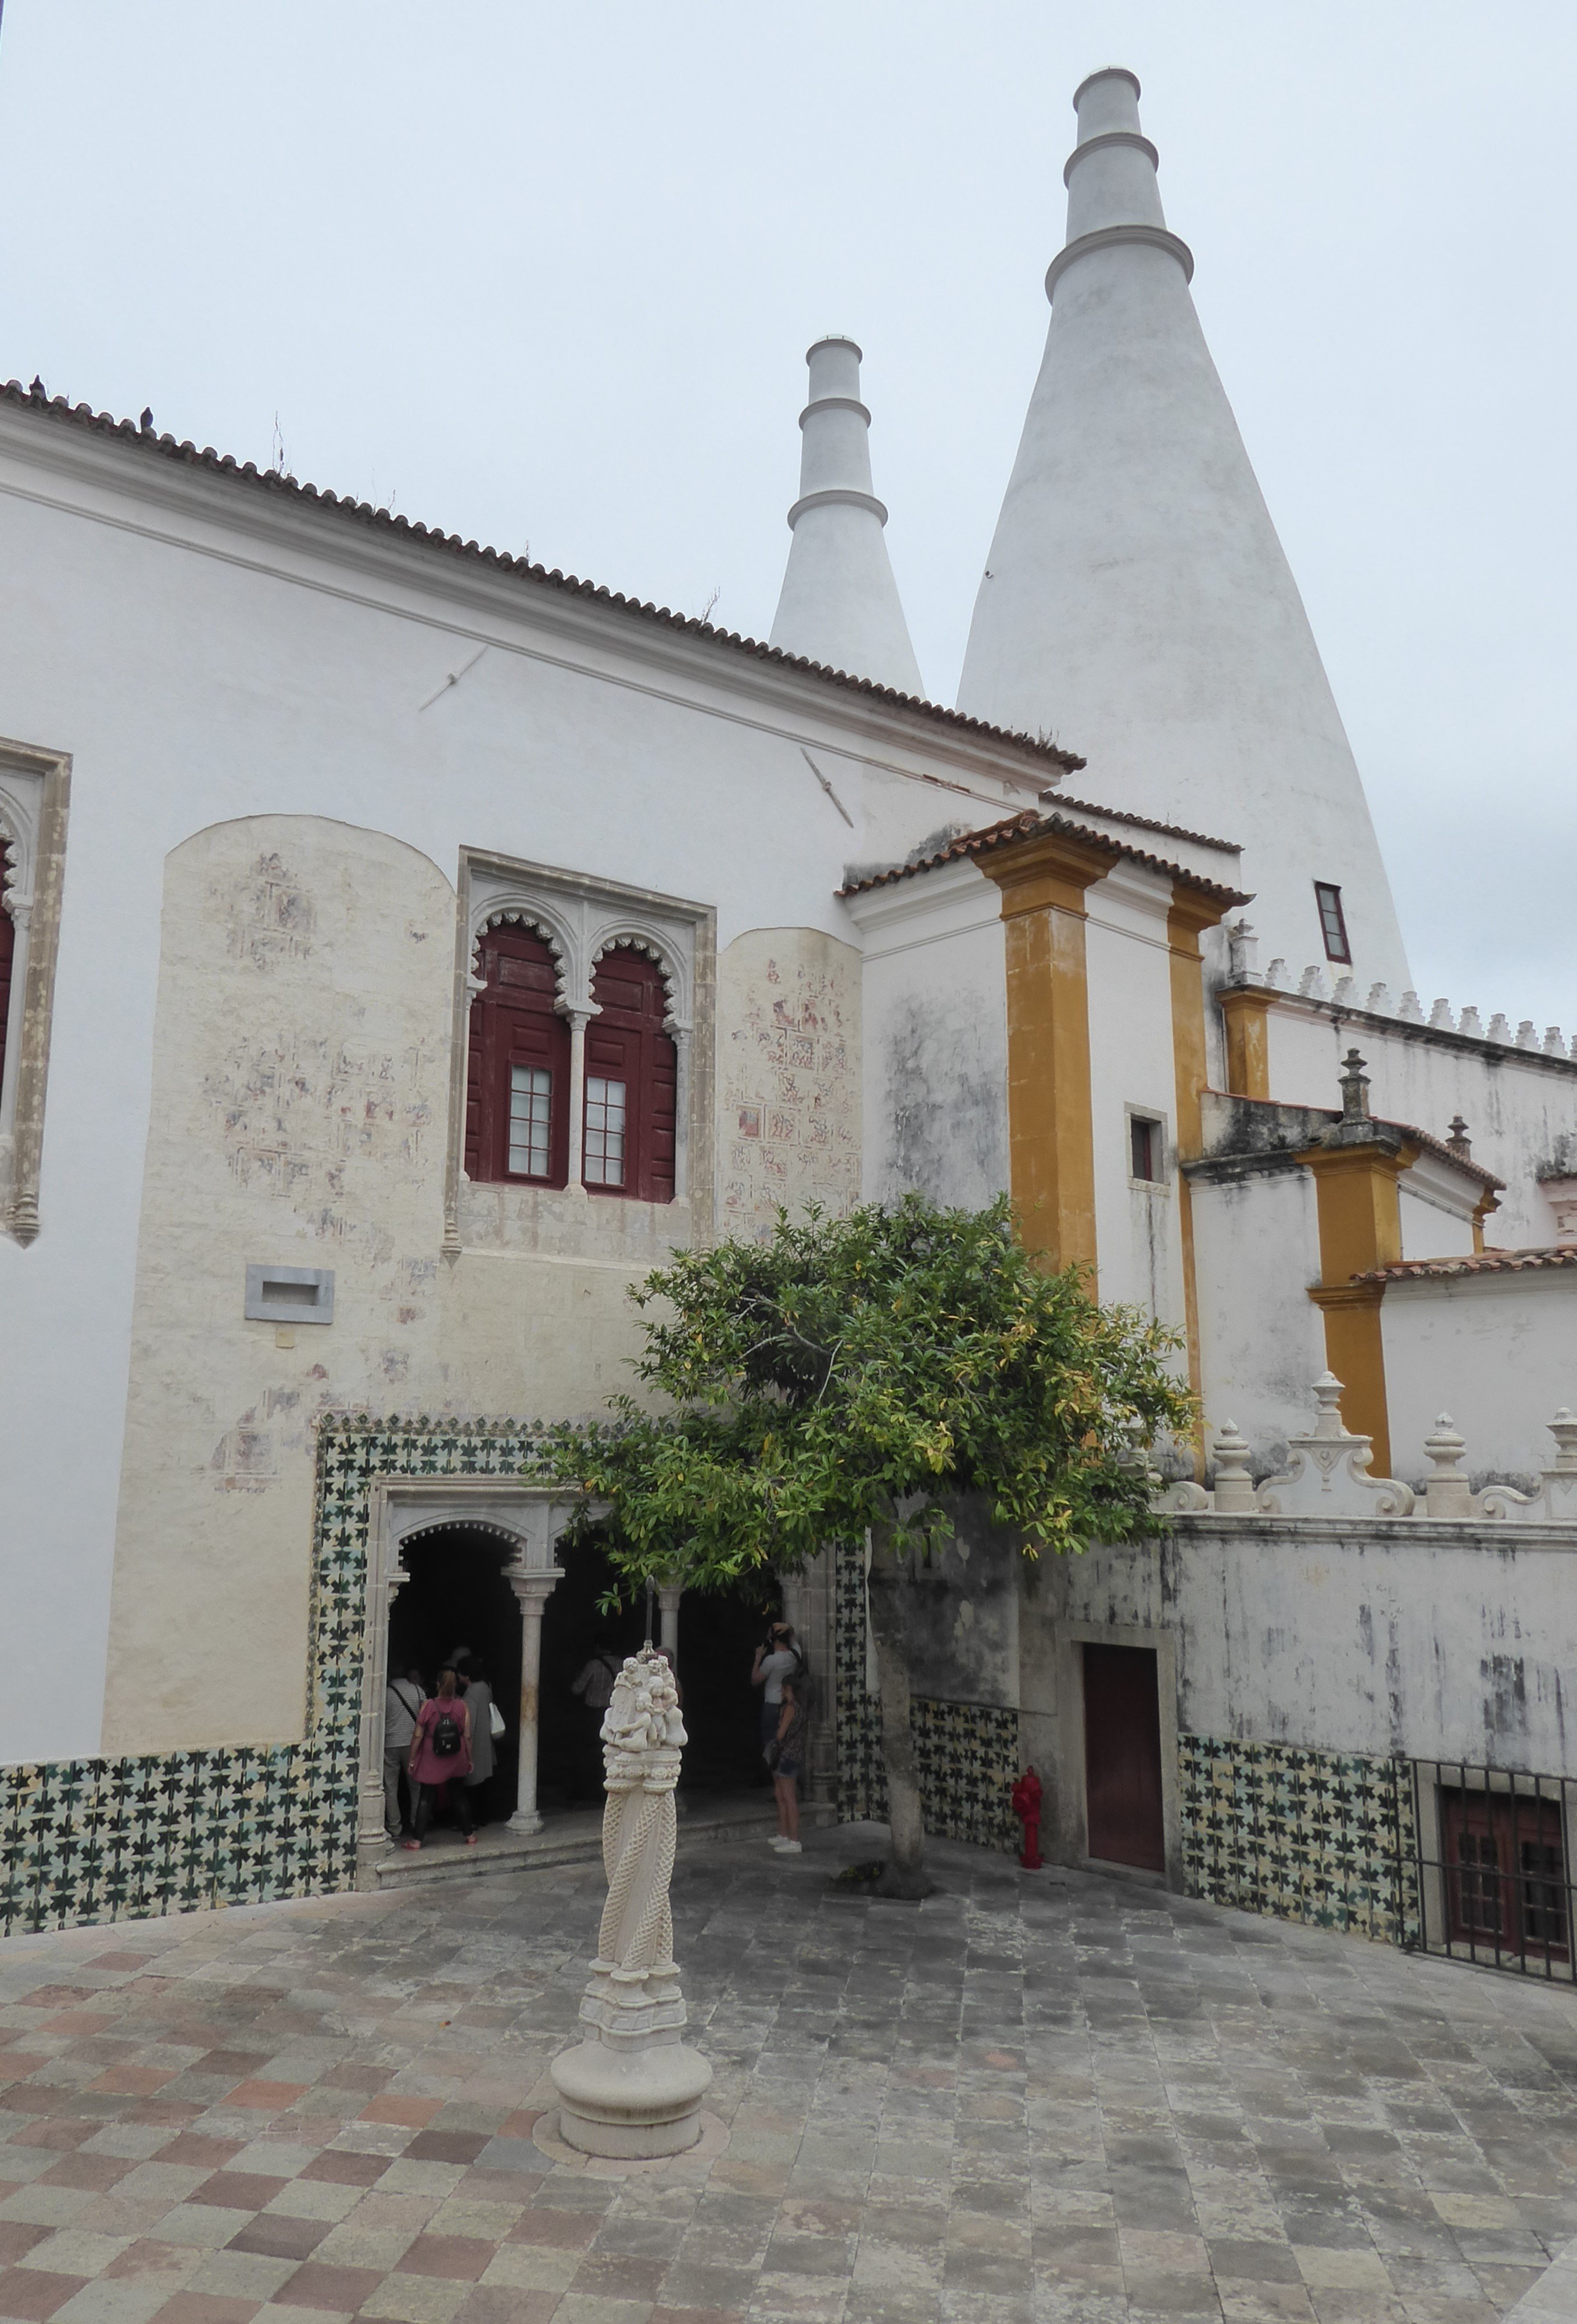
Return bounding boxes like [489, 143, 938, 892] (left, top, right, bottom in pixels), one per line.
[550, 1648, 713, 2158]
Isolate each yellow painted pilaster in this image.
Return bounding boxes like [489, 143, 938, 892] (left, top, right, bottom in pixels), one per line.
[1218, 986, 1271, 1100]
[1168, 894, 1233, 1471]
[982, 832, 1111, 1279]
[1299, 1138, 1414, 1471]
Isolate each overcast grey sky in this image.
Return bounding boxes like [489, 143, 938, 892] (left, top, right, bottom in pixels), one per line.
[3, 2, 1574, 1030]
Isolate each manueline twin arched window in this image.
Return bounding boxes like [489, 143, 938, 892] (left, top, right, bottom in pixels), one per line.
[465, 928, 676, 1203]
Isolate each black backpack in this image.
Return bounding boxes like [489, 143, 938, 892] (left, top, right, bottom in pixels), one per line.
[430, 1709, 463, 1758]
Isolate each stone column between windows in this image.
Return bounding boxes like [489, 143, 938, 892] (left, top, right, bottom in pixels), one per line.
[506, 1566, 564, 1834]
[562, 1008, 594, 1190]
[669, 1023, 691, 1199]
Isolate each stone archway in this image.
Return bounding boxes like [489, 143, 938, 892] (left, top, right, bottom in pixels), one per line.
[356, 1479, 594, 1882]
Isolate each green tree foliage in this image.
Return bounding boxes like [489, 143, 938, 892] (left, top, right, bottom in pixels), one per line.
[540, 1193, 1193, 1892]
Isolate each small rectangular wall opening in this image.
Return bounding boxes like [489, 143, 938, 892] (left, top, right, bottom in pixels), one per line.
[245, 1264, 335, 1324]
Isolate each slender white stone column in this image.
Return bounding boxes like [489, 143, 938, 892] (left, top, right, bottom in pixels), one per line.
[551, 1649, 713, 2157]
[656, 1581, 683, 1660]
[507, 1566, 563, 1835]
[562, 1008, 593, 1190]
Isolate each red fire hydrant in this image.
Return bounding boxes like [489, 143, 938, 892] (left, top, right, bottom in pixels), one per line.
[1011, 1766, 1044, 1870]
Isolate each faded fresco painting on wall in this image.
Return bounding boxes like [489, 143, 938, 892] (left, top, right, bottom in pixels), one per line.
[716, 929, 861, 1240]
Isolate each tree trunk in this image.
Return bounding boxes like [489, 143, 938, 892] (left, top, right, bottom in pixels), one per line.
[865, 1518, 933, 1899]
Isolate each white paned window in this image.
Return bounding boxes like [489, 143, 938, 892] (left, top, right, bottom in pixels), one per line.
[584, 1076, 626, 1187]
[508, 1066, 553, 1177]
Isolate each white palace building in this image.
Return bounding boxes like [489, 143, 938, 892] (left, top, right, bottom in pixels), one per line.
[2, 70, 1575, 1965]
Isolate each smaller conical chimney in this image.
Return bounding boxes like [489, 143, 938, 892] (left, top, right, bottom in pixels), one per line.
[768, 338, 924, 697]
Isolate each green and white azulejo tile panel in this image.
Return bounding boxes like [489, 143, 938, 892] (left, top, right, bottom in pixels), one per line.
[1, 1415, 542, 1937]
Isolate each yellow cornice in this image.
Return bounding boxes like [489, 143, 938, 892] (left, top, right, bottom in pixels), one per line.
[980, 829, 1116, 920]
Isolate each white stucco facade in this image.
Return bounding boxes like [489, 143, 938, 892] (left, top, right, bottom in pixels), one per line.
[956, 69, 1411, 996]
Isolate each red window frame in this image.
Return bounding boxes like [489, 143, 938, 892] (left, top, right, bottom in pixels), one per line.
[465, 924, 571, 1187]
[1442, 1787, 1569, 1961]
[584, 946, 677, 1204]
[0, 841, 13, 1097]
[1313, 880, 1352, 964]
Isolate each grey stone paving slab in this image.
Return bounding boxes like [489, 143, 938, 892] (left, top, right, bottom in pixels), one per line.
[1, 1826, 1576, 2321]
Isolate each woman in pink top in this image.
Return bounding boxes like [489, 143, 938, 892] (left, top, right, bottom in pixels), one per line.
[402, 1667, 476, 1848]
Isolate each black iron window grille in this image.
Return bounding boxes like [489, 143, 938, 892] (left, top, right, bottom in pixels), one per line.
[1406, 1760, 1574, 1979]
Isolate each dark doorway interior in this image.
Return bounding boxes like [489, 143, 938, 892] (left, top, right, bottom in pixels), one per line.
[1083, 1642, 1166, 1873]
[387, 1527, 522, 1827]
[537, 1535, 777, 1812]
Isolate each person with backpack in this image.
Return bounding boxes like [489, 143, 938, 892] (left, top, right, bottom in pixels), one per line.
[401, 1666, 476, 1849]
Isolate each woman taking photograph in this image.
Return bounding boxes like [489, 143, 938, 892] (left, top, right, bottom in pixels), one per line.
[402, 1666, 476, 1849]
[768, 1674, 808, 1856]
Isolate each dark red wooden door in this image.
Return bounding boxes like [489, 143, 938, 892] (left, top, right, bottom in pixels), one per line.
[1083, 1644, 1165, 1871]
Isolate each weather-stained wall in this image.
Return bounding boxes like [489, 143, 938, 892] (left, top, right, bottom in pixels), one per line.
[843, 858, 1010, 1211]
[716, 928, 861, 1239]
[102, 817, 666, 1753]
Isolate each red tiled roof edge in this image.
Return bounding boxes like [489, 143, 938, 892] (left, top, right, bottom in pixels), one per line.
[1038, 790, 1240, 856]
[1353, 1246, 1577, 1284]
[1392, 1123, 1506, 1192]
[837, 808, 1252, 908]
[1, 380, 1086, 773]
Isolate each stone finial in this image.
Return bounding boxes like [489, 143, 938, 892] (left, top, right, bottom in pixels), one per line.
[1428, 998, 1455, 1031]
[1544, 1026, 1566, 1057]
[1264, 956, 1288, 991]
[549, 1648, 713, 2156]
[1309, 1371, 1349, 1439]
[1338, 1049, 1371, 1123]
[1549, 1410, 1577, 1473]
[1446, 1116, 1472, 1160]
[1210, 1419, 1256, 1512]
[1299, 964, 1329, 1000]
[1253, 1372, 1415, 1517]
[1366, 983, 1392, 1014]
[1488, 1013, 1512, 1044]
[1422, 1415, 1473, 1518]
[1224, 918, 1259, 984]
[1517, 1020, 1539, 1049]
[1397, 991, 1424, 1023]
[1457, 1006, 1484, 1041]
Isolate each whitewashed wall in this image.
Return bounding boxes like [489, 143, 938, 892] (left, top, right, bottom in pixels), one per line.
[1381, 1271, 1577, 1492]
[1263, 999, 1577, 1248]
[0, 411, 1050, 1762]
[1051, 1518, 1577, 1774]
[1084, 863, 1186, 1326]
[844, 858, 1010, 1211]
[1188, 1161, 1327, 1470]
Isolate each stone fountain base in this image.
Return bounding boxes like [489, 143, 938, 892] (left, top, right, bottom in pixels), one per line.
[551, 2021, 714, 2158]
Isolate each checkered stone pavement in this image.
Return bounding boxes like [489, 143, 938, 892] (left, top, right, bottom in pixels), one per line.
[0, 1826, 1575, 2324]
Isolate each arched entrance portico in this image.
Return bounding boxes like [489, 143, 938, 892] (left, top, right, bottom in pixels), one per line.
[356, 1480, 589, 1881]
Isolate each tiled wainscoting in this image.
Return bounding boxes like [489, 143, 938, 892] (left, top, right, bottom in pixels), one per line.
[1, 1418, 542, 1937]
[1180, 1733, 1421, 1944]
[832, 1540, 1021, 1854]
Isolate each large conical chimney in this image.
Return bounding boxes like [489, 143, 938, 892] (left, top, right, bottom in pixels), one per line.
[956, 69, 1411, 992]
[769, 337, 924, 698]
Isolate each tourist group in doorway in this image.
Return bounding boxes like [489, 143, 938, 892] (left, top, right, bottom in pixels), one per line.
[384, 1650, 502, 1850]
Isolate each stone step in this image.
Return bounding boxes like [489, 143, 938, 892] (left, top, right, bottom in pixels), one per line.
[369, 1795, 834, 1891]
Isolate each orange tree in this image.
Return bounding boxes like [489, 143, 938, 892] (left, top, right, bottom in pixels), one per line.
[539, 1192, 1192, 1896]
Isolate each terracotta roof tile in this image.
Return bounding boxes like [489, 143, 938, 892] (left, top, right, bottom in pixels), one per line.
[837, 808, 1252, 908]
[1, 381, 1085, 773]
[1354, 1246, 1577, 1285]
[1037, 788, 1239, 855]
